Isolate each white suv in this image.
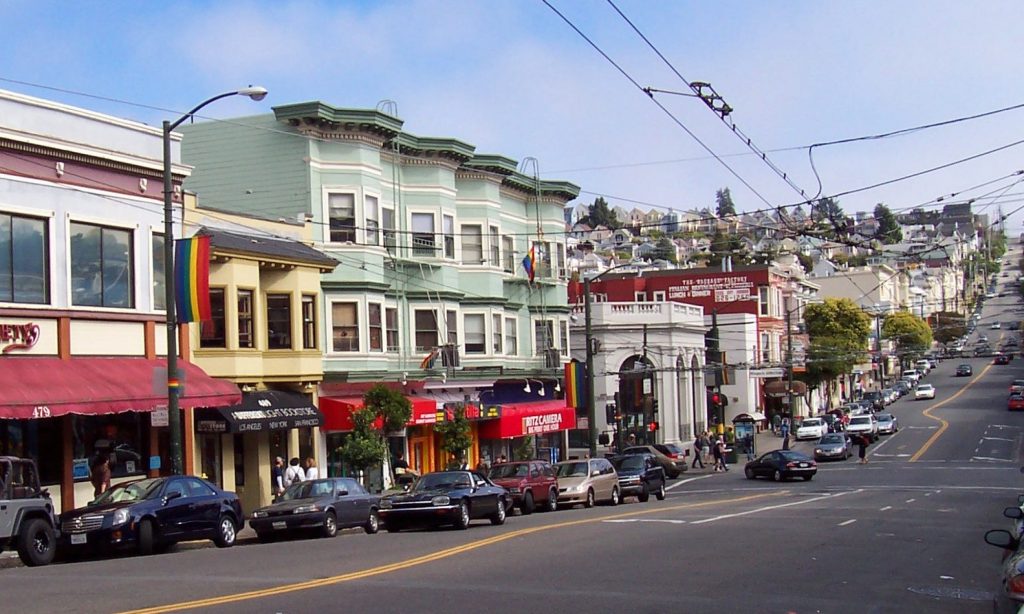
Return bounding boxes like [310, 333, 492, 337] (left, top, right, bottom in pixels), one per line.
[795, 418, 827, 440]
[902, 369, 921, 384]
[847, 414, 878, 442]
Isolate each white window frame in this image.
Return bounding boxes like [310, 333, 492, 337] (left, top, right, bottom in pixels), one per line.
[329, 300, 360, 353]
[364, 192, 380, 246]
[634, 292, 646, 302]
[502, 235, 515, 273]
[385, 304, 400, 353]
[653, 291, 666, 302]
[442, 214, 455, 259]
[368, 301, 384, 352]
[411, 211, 437, 258]
[759, 286, 770, 316]
[461, 224, 484, 265]
[489, 225, 500, 267]
[325, 191, 357, 244]
[463, 312, 487, 355]
[413, 307, 440, 353]
[504, 315, 518, 356]
[492, 313, 503, 354]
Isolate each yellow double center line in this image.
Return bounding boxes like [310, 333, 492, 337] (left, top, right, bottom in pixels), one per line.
[910, 362, 995, 461]
[121, 491, 782, 613]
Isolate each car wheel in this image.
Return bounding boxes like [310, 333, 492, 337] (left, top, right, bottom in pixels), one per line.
[745, 467, 755, 480]
[638, 485, 650, 503]
[454, 500, 471, 530]
[520, 491, 535, 515]
[138, 519, 156, 555]
[584, 488, 595, 509]
[803, 475, 814, 481]
[16, 518, 55, 567]
[610, 486, 620, 506]
[365, 509, 380, 534]
[656, 482, 667, 501]
[773, 470, 783, 482]
[321, 511, 338, 538]
[214, 515, 237, 548]
[490, 498, 507, 525]
[545, 489, 558, 512]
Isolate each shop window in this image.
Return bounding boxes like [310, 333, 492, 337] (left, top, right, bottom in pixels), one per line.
[415, 310, 439, 352]
[199, 433, 222, 488]
[328, 193, 356, 243]
[385, 307, 399, 352]
[412, 213, 436, 257]
[505, 316, 518, 355]
[332, 302, 359, 352]
[489, 226, 500, 266]
[237, 289, 254, 348]
[0, 212, 49, 304]
[443, 215, 455, 259]
[0, 417, 61, 485]
[152, 233, 165, 310]
[72, 414, 148, 481]
[200, 288, 226, 348]
[267, 294, 292, 349]
[302, 295, 317, 349]
[369, 303, 383, 351]
[462, 224, 483, 264]
[492, 314, 503, 354]
[364, 195, 379, 246]
[69, 222, 133, 308]
[464, 314, 485, 354]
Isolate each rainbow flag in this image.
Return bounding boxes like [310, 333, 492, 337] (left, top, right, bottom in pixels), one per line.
[564, 360, 585, 409]
[522, 244, 536, 283]
[174, 235, 211, 323]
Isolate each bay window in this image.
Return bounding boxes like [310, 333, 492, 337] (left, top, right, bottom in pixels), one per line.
[464, 314, 485, 354]
[328, 193, 356, 243]
[331, 302, 359, 352]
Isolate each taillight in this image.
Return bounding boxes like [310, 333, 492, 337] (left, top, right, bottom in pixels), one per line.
[668, 453, 679, 459]
[1007, 574, 1024, 595]
[786, 462, 797, 468]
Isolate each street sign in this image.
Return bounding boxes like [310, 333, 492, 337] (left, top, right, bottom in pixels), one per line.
[151, 406, 169, 427]
[750, 367, 785, 378]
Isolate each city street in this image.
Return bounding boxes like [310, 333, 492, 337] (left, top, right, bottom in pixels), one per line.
[4, 326, 1024, 613]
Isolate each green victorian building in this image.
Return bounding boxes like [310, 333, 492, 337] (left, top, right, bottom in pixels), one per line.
[181, 101, 579, 483]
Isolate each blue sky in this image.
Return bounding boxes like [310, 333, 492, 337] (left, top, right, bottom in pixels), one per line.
[3, 0, 1023, 232]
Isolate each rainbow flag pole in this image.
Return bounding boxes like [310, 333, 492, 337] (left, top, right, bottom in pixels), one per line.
[174, 235, 211, 323]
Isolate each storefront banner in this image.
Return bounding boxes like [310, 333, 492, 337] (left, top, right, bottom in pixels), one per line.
[195, 391, 322, 433]
[522, 412, 565, 435]
[478, 400, 575, 440]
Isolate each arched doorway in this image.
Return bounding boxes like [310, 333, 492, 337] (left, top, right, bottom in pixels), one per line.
[616, 355, 656, 447]
[690, 355, 703, 435]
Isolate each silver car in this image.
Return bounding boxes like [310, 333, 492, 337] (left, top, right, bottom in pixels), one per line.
[554, 458, 620, 508]
[875, 413, 898, 435]
[814, 433, 851, 461]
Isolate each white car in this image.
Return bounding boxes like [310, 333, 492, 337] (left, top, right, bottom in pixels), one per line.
[847, 415, 878, 442]
[915, 383, 936, 400]
[915, 360, 931, 374]
[902, 370, 921, 384]
[992, 322, 1002, 330]
[795, 418, 827, 440]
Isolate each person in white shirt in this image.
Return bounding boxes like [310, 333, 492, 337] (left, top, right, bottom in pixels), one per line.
[304, 457, 319, 480]
[284, 457, 306, 486]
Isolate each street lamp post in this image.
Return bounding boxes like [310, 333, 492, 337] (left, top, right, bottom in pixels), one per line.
[163, 86, 267, 475]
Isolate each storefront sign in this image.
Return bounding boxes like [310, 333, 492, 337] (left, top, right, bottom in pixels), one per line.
[72, 458, 90, 480]
[0, 322, 40, 353]
[151, 407, 169, 427]
[750, 368, 785, 378]
[522, 412, 563, 435]
[667, 276, 754, 301]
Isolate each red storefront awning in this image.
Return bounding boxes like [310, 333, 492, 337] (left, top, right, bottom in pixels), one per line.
[0, 357, 241, 419]
[478, 400, 575, 440]
[320, 395, 439, 432]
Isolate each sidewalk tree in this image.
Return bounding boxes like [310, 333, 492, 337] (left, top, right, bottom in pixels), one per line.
[801, 298, 872, 405]
[929, 311, 966, 346]
[336, 384, 411, 485]
[435, 404, 472, 468]
[882, 311, 933, 362]
[363, 384, 412, 434]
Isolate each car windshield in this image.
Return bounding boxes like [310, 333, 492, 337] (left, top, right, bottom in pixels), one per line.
[279, 479, 335, 501]
[556, 462, 589, 478]
[1014, 380, 1024, 387]
[413, 472, 471, 492]
[612, 456, 646, 471]
[489, 464, 530, 479]
[92, 478, 163, 505]
[801, 419, 821, 427]
[819, 434, 844, 444]
[918, 385, 934, 391]
[876, 414, 893, 422]
[850, 417, 871, 425]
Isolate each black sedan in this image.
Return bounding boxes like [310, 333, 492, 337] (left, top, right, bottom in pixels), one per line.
[59, 476, 242, 556]
[249, 478, 381, 542]
[744, 450, 817, 482]
[378, 470, 509, 531]
[955, 364, 973, 377]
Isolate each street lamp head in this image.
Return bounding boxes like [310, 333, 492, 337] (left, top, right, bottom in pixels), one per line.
[237, 85, 268, 101]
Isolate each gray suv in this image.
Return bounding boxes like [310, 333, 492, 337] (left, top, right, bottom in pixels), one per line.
[0, 457, 58, 566]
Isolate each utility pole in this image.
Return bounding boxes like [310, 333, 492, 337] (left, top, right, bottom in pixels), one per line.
[584, 276, 596, 459]
[786, 309, 795, 416]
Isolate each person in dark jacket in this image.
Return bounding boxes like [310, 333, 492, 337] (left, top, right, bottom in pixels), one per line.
[692, 434, 705, 469]
[857, 434, 869, 464]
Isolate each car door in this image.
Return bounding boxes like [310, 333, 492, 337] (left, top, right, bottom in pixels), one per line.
[597, 460, 615, 499]
[339, 478, 369, 527]
[471, 473, 497, 516]
[0, 460, 15, 539]
[153, 479, 191, 539]
[183, 477, 221, 537]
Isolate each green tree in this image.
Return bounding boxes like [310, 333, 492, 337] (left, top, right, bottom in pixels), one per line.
[652, 236, 678, 263]
[363, 384, 412, 434]
[710, 229, 746, 267]
[513, 436, 535, 461]
[715, 188, 736, 217]
[801, 299, 872, 404]
[435, 404, 473, 467]
[336, 407, 388, 475]
[929, 311, 966, 346]
[811, 197, 843, 222]
[796, 252, 814, 273]
[882, 311, 933, 361]
[874, 203, 902, 244]
[585, 197, 618, 229]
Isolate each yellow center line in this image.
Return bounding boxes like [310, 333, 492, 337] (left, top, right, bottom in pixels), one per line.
[910, 362, 996, 462]
[119, 491, 784, 614]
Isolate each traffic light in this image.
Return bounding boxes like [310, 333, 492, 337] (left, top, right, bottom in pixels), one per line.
[647, 421, 659, 432]
[709, 392, 726, 408]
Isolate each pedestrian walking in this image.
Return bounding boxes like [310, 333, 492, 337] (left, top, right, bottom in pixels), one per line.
[713, 437, 729, 472]
[744, 434, 755, 461]
[780, 417, 790, 441]
[771, 413, 781, 435]
[701, 431, 711, 465]
[691, 434, 705, 469]
[271, 456, 285, 497]
[304, 457, 319, 480]
[857, 434, 869, 464]
[284, 457, 306, 486]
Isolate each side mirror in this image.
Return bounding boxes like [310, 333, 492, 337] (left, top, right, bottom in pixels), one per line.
[591, 470, 601, 477]
[403, 483, 411, 492]
[985, 529, 1019, 550]
[162, 491, 182, 505]
[1004, 506, 1024, 520]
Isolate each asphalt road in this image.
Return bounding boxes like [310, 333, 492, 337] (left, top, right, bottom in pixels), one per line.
[5, 273, 1024, 613]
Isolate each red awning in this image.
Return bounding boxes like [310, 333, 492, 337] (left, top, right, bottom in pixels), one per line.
[478, 400, 575, 440]
[320, 396, 439, 432]
[0, 357, 241, 420]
